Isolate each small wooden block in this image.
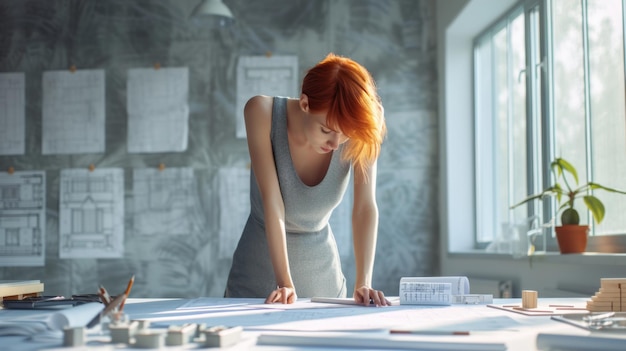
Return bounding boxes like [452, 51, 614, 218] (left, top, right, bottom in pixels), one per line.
[133, 330, 165, 349]
[593, 292, 621, 298]
[109, 320, 139, 344]
[63, 326, 85, 347]
[165, 323, 197, 346]
[599, 287, 622, 293]
[203, 326, 242, 348]
[522, 290, 538, 309]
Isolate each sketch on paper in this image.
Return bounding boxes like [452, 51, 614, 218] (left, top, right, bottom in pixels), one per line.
[0, 171, 46, 267]
[0, 73, 25, 156]
[59, 168, 124, 259]
[132, 167, 196, 236]
[218, 167, 250, 258]
[235, 55, 298, 138]
[127, 67, 189, 153]
[41, 69, 106, 155]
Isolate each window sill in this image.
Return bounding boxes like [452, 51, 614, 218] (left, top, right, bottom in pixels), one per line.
[447, 250, 626, 265]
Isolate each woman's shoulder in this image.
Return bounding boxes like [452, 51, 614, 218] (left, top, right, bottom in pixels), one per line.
[244, 95, 274, 115]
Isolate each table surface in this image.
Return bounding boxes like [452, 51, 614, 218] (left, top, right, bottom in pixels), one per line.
[1, 297, 624, 350]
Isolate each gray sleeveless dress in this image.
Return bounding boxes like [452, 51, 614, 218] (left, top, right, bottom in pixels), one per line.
[225, 97, 351, 298]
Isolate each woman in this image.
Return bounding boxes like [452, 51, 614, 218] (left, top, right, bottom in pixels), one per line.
[225, 53, 389, 306]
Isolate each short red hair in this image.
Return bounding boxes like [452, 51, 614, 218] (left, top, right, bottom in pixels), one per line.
[301, 53, 386, 179]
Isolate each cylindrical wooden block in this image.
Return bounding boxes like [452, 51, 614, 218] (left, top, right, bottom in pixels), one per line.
[522, 290, 538, 308]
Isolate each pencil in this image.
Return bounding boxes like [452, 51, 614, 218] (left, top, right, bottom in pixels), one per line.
[119, 275, 135, 311]
[99, 286, 111, 305]
[87, 293, 126, 328]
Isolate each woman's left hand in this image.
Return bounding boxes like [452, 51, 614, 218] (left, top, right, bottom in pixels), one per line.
[354, 286, 391, 306]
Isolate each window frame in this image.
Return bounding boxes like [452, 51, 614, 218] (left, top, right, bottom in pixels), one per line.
[471, 0, 626, 253]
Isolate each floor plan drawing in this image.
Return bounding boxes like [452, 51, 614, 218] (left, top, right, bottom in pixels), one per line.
[0, 171, 46, 266]
[41, 69, 106, 155]
[0, 73, 25, 155]
[59, 168, 124, 259]
[132, 167, 196, 237]
[127, 67, 189, 153]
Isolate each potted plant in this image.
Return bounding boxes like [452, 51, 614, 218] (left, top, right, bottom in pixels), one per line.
[511, 157, 626, 253]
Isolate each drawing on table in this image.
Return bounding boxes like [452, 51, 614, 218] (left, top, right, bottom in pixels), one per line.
[0, 73, 25, 156]
[41, 69, 105, 155]
[127, 67, 189, 153]
[59, 168, 124, 259]
[0, 171, 46, 267]
[235, 55, 298, 139]
[132, 167, 196, 236]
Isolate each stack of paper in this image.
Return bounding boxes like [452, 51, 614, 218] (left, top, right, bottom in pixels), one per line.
[0, 280, 44, 301]
[0, 302, 103, 337]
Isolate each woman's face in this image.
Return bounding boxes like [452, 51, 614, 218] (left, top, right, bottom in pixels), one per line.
[304, 111, 349, 154]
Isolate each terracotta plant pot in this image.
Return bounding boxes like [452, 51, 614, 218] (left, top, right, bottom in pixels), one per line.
[555, 225, 588, 254]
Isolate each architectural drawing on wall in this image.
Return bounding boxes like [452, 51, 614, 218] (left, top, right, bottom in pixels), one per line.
[235, 55, 298, 138]
[0, 73, 25, 155]
[41, 69, 105, 155]
[127, 67, 189, 153]
[218, 167, 250, 258]
[0, 171, 46, 266]
[59, 168, 124, 259]
[132, 167, 196, 236]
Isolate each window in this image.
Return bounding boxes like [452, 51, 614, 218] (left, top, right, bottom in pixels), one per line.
[473, 0, 626, 248]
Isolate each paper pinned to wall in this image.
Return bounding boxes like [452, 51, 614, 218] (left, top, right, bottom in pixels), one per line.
[132, 167, 196, 236]
[0, 171, 46, 267]
[218, 167, 250, 258]
[59, 168, 124, 259]
[41, 69, 105, 155]
[0, 73, 25, 156]
[41, 69, 106, 155]
[235, 55, 299, 138]
[127, 67, 189, 153]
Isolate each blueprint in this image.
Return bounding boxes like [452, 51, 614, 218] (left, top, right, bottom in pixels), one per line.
[0, 171, 46, 266]
[235, 55, 298, 138]
[41, 69, 106, 154]
[132, 167, 196, 236]
[59, 168, 124, 259]
[127, 67, 189, 153]
[0, 73, 25, 155]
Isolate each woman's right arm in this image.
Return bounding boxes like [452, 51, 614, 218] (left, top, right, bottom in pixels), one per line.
[244, 95, 297, 304]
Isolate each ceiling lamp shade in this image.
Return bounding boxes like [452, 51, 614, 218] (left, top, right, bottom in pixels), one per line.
[191, 0, 234, 20]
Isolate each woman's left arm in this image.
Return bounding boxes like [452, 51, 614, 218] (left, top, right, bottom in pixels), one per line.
[351, 160, 391, 306]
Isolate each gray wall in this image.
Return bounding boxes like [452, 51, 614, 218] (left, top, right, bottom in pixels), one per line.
[0, 0, 438, 298]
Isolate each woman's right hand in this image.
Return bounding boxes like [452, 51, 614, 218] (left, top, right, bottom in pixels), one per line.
[265, 286, 297, 304]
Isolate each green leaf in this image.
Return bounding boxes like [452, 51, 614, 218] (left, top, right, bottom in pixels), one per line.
[554, 183, 563, 203]
[583, 195, 605, 224]
[556, 158, 579, 185]
[589, 182, 626, 195]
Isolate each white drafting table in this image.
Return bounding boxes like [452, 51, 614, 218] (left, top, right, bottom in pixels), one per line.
[0, 297, 623, 351]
